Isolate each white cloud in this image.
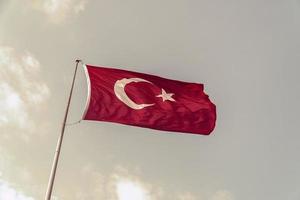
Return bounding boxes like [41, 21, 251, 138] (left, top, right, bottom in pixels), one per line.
[108, 167, 164, 200]
[211, 190, 234, 200]
[43, 0, 72, 15]
[74, 0, 87, 14]
[177, 192, 197, 200]
[66, 165, 235, 200]
[71, 165, 163, 200]
[0, 83, 28, 129]
[0, 46, 50, 138]
[21, 54, 40, 72]
[116, 180, 151, 200]
[30, 0, 87, 23]
[0, 177, 34, 200]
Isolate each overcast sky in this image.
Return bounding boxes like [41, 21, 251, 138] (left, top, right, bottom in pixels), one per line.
[0, 0, 300, 199]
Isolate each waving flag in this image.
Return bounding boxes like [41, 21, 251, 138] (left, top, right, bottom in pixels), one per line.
[83, 65, 216, 135]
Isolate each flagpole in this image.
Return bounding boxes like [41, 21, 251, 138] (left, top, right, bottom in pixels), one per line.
[45, 59, 81, 200]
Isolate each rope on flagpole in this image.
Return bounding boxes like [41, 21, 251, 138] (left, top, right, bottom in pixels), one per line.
[44, 59, 82, 200]
[66, 119, 82, 126]
[66, 60, 85, 127]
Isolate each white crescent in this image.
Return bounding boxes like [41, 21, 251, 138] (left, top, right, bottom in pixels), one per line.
[114, 78, 155, 110]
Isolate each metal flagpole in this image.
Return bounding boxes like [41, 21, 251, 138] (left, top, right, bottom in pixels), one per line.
[45, 59, 81, 200]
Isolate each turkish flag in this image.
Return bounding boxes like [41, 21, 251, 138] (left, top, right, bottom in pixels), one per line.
[83, 65, 216, 135]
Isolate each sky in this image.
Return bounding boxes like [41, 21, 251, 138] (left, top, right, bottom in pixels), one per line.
[0, 0, 300, 199]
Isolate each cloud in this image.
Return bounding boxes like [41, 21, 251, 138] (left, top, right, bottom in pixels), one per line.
[70, 165, 163, 200]
[110, 167, 159, 200]
[74, 0, 87, 14]
[116, 180, 151, 200]
[62, 164, 235, 200]
[0, 46, 50, 139]
[0, 149, 40, 200]
[211, 190, 234, 200]
[0, 83, 28, 129]
[0, 177, 34, 200]
[30, 0, 87, 23]
[67, 164, 234, 200]
[108, 166, 166, 200]
[177, 192, 197, 200]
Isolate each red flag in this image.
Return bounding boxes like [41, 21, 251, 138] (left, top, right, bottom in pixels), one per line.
[83, 65, 216, 135]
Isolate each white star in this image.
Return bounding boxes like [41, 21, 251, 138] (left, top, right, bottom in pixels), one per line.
[156, 89, 175, 102]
